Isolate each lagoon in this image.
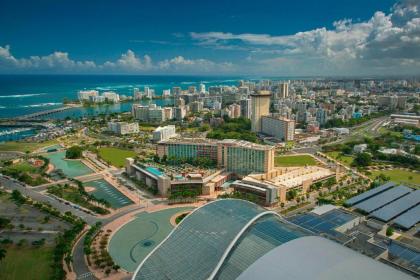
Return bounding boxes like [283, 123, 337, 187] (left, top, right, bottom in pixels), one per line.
[44, 151, 93, 178]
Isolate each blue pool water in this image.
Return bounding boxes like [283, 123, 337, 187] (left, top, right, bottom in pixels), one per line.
[146, 166, 164, 176]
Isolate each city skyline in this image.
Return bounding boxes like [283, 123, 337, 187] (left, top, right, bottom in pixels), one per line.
[1, 0, 420, 76]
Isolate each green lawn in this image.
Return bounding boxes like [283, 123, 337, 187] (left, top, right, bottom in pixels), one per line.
[369, 169, 420, 187]
[275, 155, 317, 167]
[326, 151, 354, 167]
[7, 162, 38, 173]
[98, 147, 136, 168]
[0, 245, 54, 280]
[0, 140, 58, 153]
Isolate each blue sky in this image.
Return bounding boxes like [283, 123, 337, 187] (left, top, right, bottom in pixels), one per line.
[0, 0, 419, 76]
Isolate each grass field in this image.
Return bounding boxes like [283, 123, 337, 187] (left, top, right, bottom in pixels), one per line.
[326, 151, 354, 166]
[0, 140, 58, 153]
[275, 155, 317, 167]
[369, 169, 420, 187]
[7, 162, 38, 173]
[0, 245, 54, 280]
[98, 147, 136, 168]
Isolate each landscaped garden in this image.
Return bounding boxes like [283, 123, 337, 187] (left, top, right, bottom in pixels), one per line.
[47, 183, 110, 215]
[368, 169, 420, 187]
[98, 147, 136, 168]
[1, 158, 49, 186]
[274, 154, 317, 167]
[325, 151, 354, 166]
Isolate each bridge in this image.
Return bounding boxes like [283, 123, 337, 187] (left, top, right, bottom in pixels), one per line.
[16, 105, 81, 120]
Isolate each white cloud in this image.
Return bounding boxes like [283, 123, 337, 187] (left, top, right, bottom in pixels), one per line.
[102, 50, 152, 71]
[158, 56, 234, 72]
[0, 46, 233, 74]
[0, 45, 97, 71]
[191, 0, 420, 75]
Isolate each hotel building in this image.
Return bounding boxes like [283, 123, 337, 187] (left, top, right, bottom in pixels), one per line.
[156, 138, 275, 176]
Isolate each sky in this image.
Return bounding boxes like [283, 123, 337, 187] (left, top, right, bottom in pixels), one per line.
[0, 0, 419, 76]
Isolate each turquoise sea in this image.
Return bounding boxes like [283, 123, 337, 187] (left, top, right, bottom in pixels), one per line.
[0, 75, 243, 119]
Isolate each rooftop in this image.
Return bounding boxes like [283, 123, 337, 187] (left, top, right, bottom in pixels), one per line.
[133, 199, 308, 280]
[238, 236, 415, 280]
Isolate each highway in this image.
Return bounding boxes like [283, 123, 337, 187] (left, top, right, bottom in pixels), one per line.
[323, 116, 389, 146]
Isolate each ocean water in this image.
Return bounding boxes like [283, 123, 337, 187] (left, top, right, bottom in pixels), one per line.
[0, 127, 37, 142]
[0, 75, 242, 119]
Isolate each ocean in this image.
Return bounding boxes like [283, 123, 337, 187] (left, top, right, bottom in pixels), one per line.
[0, 75, 243, 119]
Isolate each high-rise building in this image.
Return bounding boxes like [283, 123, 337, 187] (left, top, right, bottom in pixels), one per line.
[174, 106, 187, 121]
[163, 107, 173, 120]
[144, 87, 153, 99]
[199, 83, 206, 94]
[78, 90, 99, 101]
[229, 103, 241, 118]
[175, 97, 185, 107]
[277, 82, 289, 99]
[188, 86, 197, 94]
[240, 98, 252, 119]
[296, 101, 307, 122]
[316, 108, 328, 126]
[190, 101, 204, 113]
[172, 87, 182, 96]
[162, 89, 171, 98]
[132, 104, 166, 122]
[213, 100, 222, 110]
[250, 90, 271, 132]
[102, 91, 120, 103]
[261, 116, 295, 141]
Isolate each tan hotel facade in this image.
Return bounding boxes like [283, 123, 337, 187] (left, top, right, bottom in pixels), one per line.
[157, 138, 275, 176]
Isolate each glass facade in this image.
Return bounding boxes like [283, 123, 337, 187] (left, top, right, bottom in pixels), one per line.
[226, 147, 265, 175]
[216, 215, 309, 280]
[133, 199, 310, 280]
[167, 143, 218, 161]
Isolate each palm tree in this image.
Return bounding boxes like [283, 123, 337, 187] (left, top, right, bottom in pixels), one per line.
[0, 248, 7, 262]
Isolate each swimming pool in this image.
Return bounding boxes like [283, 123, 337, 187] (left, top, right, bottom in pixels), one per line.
[145, 166, 164, 176]
[44, 151, 93, 178]
[84, 179, 133, 209]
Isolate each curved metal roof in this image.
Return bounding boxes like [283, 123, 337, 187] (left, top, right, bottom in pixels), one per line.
[132, 199, 309, 280]
[237, 236, 416, 280]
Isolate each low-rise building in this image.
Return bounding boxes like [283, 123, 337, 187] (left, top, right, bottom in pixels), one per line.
[353, 144, 368, 153]
[107, 121, 139, 135]
[153, 125, 177, 142]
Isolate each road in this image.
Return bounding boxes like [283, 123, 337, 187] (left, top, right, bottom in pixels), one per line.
[326, 116, 389, 145]
[72, 203, 146, 280]
[0, 174, 150, 279]
[0, 176, 99, 225]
